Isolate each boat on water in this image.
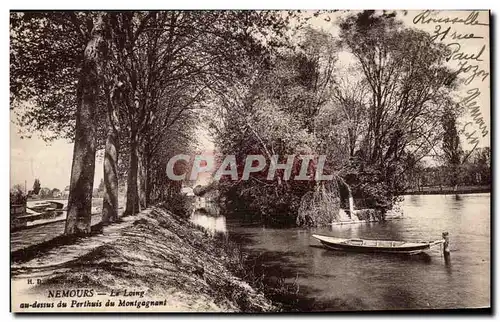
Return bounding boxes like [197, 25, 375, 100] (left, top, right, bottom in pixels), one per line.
[312, 234, 445, 255]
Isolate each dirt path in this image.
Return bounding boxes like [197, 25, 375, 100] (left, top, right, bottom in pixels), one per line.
[11, 207, 275, 313]
[12, 212, 140, 272]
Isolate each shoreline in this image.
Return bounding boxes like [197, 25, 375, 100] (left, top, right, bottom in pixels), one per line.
[11, 207, 278, 313]
[402, 187, 490, 196]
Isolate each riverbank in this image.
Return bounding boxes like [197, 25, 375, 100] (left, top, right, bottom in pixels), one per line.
[11, 207, 275, 312]
[403, 185, 490, 195]
[225, 193, 491, 311]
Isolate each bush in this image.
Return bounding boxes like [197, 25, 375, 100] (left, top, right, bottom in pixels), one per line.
[340, 158, 399, 213]
[163, 192, 193, 218]
[297, 182, 340, 227]
[10, 188, 26, 205]
[219, 180, 314, 227]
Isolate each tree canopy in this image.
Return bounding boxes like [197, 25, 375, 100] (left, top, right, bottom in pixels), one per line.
[10, 10, 476, 230]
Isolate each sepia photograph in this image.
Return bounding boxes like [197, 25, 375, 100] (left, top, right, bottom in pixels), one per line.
[9, 9, 490, 313]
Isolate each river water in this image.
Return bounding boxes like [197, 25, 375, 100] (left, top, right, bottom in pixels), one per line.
[11, 198, 120, 252]
[190, 193, 490, 311]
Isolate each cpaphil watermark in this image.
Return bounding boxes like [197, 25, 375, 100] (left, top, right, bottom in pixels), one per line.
[166, 154, 335, 181]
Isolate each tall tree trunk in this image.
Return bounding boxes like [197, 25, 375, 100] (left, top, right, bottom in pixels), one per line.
[348, 127, 356, 157]
[137, 145, 147, 209]
[101, 90, 120, 225]
[65, 16, 104, 235]
[124, 130, 140, 216]
[145, 154, 152, 206]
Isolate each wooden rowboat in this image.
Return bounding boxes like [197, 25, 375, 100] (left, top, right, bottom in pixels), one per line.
[312, 234, 445, 255]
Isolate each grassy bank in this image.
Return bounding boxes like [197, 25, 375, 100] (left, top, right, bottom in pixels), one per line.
[403, 185, 491, 195]
[11, 207, 276, 312]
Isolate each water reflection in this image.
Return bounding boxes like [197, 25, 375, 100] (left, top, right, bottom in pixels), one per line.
[189, 207, 227, 236]
[408, 194, 422, 207]
[322, 220, 406, 242]
[318, 247, 433, 264]
[227, 193, 490, 310]
[444, 252, 453, 275]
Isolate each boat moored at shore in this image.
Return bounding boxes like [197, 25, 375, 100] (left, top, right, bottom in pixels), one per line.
[312, 234, 445, 255]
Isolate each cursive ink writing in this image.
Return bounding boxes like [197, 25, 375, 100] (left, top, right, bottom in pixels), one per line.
[412, 10, 489, 148]
[461, 88, 488, 137]
[445, 43, 489, 84]
[456, 60, 489, 85]
[413, 10, 489, 26]
[445, 43, 486, 62]
[431, 25, 484, 42]
[462, 122, 480, 151]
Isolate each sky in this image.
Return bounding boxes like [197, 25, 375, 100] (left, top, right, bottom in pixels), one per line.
[399, 10, 490, 150]
[10, 10, 490, 190]
[10, 118, 104, 191]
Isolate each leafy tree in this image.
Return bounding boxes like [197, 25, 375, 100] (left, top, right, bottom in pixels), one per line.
[11, 12, 85, 140]
[11, 12, 108, 234]
[39, 187, 51, 198]
[108, 11, 298, 217]
[330, 78, 368, 157]
[63, 13, 108, 235]
[32, 178, 41, 195]
[51, 188, 61, 197]
[11, 10, 300, 231]
[10, 185, 27, 205]
[338, 10, 459, 209]
[209, 27, 338, 225]
[441, 108, 463, 189]
[473, 147, 491, 185]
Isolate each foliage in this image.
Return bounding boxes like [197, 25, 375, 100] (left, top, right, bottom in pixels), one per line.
[51, 188, 61, 196]
[209, 27, 338, 225]
[441, 108, 463, 187]
[10, 10, 470, 229]
[211, 11, 463, 225]
[334, 10, 460, 210]
[10, 185, 27, 205]
[39, 187, 51, 198]
[32, 178, 41, 195]
[340, 157, 401, 210]
[409, 147, 491, 189]
[296, 181, 341, 227]
[10, 12, 108, 142]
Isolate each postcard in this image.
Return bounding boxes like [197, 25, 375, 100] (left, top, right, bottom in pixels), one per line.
[10, 10, 490, 312]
